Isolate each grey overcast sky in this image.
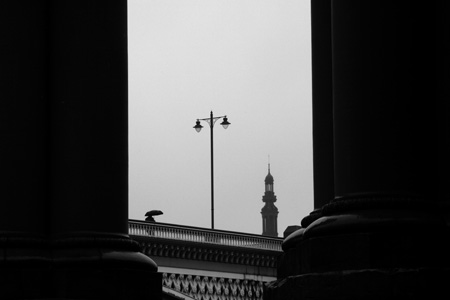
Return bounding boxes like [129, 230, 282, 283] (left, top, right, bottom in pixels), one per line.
[127, 0, 313, 236]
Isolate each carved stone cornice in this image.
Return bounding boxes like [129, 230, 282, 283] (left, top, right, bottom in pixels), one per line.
[132, 236, 280, 269]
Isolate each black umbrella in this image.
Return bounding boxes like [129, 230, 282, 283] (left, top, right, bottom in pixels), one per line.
[145, 210, 163, 217]
[145, 210, 163, 222]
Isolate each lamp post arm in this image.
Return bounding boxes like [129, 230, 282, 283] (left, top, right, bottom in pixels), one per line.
[198, 114, 227, 128]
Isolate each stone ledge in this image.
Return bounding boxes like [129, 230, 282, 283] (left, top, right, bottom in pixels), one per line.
[264, 268, 450, 300]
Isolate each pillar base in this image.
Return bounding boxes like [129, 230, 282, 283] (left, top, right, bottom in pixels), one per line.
[0, 233, 161, 299]
[51, 233, 160, 300]
[0, 233, 50, 299]
[272, 195, 450, 299]
[265, 268, 450, 300]
[299, 195, 449, 272]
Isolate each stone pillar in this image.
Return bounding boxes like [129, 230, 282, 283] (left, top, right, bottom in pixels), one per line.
[302, 0, 449, 273]
[0, 1, 161, 299]
[310, 0, 334, 212]
[0, 2, 50, 297]
[298, 0, 334, 229]
[48, 1, 130, 236]
[436, 0, 450, 226]
[331, 1, 433, 200]
[266, 1, 450, 298]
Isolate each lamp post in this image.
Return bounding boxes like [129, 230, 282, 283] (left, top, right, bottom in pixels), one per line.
[193, 111, 230, 229]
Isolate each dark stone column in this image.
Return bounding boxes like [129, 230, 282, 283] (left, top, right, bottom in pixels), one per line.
[1, 1, 161, 299]
[300, 0, 335, 228]
[303, 2, 449, 270]
[266, 1, 450, 298]
[0, 2, 50, 298]
[48, 1, 129, 237]
[47, 2, 160, 299]
[330, 1, 434, 200]
[310, 0, 334, 211]
[437, 0, 450, 226]
[0, 1, 48, 239]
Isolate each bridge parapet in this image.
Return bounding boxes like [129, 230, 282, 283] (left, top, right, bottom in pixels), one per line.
[129, 220, 283, 299]
[129, 220, 282, 252]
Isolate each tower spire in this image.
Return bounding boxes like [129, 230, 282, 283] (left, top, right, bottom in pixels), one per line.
[261, 162, 278, 237]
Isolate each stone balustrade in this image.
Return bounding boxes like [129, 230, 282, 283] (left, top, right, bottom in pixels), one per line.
[129, 219, 283, 252]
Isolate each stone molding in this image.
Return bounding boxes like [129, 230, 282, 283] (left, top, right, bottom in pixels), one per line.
[322, 194, 431, 216]
[134, 237, 280, 269]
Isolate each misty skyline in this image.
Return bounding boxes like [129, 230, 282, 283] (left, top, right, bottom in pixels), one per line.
[128, 0, 313, 235]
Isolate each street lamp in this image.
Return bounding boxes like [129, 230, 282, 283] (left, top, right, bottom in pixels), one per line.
[193, 111, 230, 229]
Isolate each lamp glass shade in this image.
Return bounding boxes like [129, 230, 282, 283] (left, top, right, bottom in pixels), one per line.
[194, 120, 203, 132]
[220, 117, 230, 129]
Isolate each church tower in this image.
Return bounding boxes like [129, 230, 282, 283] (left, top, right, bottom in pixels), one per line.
[261, 164, 279, 237]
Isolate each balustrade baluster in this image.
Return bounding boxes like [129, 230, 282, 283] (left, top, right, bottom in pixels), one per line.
[127, 221, 283, 251]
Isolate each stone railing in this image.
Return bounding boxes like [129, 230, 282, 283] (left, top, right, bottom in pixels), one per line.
[129, 219, 283, 252]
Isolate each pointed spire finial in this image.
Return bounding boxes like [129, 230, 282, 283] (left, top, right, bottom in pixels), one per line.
[268, 155, 271, 173]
